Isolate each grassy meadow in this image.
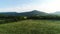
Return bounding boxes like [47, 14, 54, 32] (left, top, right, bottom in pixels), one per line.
[0, 20, 59, 34]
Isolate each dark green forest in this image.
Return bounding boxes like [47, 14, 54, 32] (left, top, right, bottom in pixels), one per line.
[0, 14, 60, 24]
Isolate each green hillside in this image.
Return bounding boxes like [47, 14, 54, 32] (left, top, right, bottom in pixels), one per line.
[0, 20, 60, 34]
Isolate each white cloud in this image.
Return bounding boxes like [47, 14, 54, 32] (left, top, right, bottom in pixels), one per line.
[0, 0, 60, 13]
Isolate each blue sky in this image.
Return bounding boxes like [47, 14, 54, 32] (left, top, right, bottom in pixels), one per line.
[0, 0, 60, 13]
[0, 0, 45, 8]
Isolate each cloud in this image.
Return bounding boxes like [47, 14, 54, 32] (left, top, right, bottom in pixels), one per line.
[0, 0, 60, 13]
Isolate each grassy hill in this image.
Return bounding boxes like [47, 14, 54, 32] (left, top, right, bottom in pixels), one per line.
[0, 20, 60, 34]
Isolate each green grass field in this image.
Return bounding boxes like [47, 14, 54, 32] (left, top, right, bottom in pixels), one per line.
[0, 20, 60, 34]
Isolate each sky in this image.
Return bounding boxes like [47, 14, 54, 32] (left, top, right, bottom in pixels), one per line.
[0, 0, 60, 13]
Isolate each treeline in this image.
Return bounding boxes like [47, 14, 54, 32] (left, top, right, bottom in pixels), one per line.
[0, 14, 60, 24]
[0, 15, 28, 24]
[29, 15, 60, 20]
[0, 14, 60, 20]
[0, 15, 59, 19]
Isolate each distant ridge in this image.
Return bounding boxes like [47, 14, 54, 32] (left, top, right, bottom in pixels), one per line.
[52, 11, 60, 16]
[54, 11, 60, 14]
[0, 11, 17, 13]
[0, 10, 48, 16]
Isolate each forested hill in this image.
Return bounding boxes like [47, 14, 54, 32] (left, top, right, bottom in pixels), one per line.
[0, 10, 48, 16]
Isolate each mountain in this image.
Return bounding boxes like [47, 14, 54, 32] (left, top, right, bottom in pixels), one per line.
[17, 10, 48, 16]
[0, 10, 48, 16]
[51, 11, 60, 16]
[0, 12, 17, 16]
[54, 11, 60, 14]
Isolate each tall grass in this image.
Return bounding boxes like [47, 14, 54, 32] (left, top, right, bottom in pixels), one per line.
[0, 20, 60, 34]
